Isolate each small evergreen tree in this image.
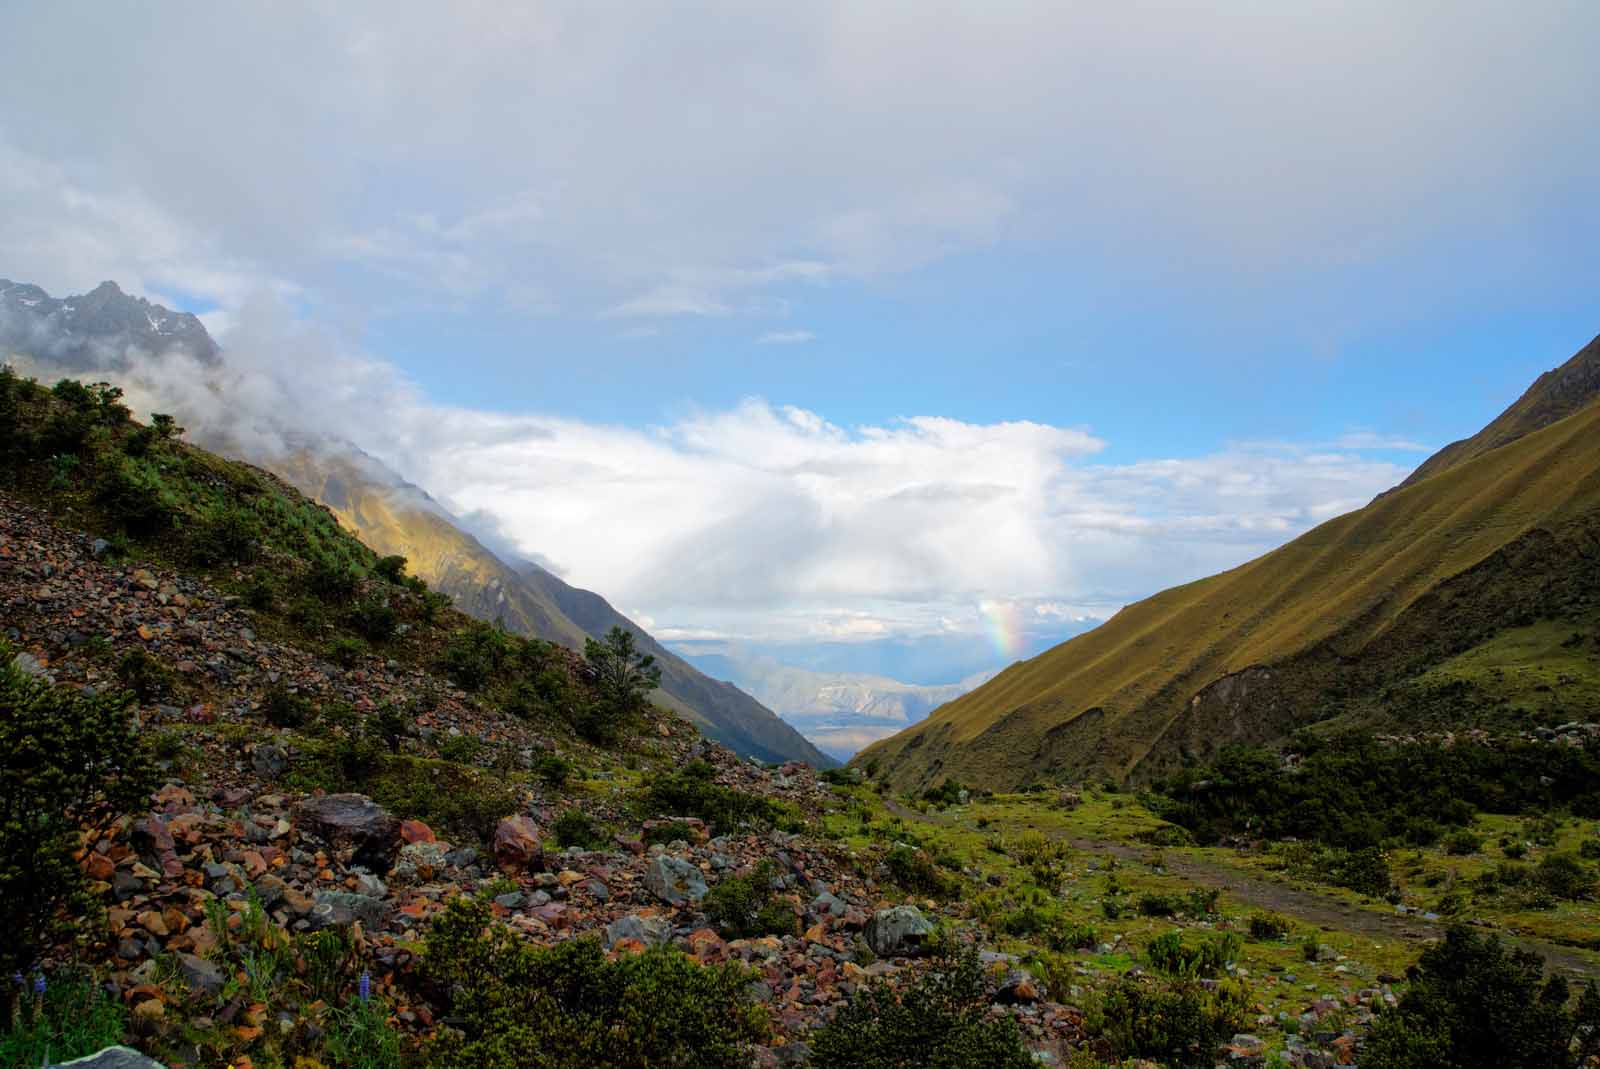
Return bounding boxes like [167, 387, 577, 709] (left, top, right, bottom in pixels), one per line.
[579, 626, 660, 744]
[0, 644, 159, 974]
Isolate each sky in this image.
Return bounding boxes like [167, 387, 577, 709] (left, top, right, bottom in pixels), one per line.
[3, 2, 1598, 684]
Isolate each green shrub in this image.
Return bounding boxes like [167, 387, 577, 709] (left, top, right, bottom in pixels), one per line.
[921, 779, 967, 809]
[187, 502, 260, 565]
[441, 622, 511, 691]
[328, 635, 368, 667]
[94, 457, 175, 535]
[885, 844, 954, 897]
[308, 555, 361, 604]
[116, 647, 176, 702]
[0, 648, 158, 973]
[1535, 853, 1594, 900]
[552, 808, 609, 850]
[1364, 925, 1598, 1069]
[1095, 975, 1251, 1067]
[1143, 931, 1240, 978]
[262, 682, 312, 728]
[703, 862, 797, 939]
[0, 973, 128, 1066]
[436, 733, 485, 765]
[810, 946, 1034, 1068]
[1247, 911, 1292, 941]
[1445, 830, 1483, 856]
[419, 896, 765, 1068]
[373, 555, 409, 584]
[1579, 839, 1600, 860]
[348, 596, 399, 642]
[533, 753, 571, 788]
[641, 761, 777, 834]
[642, 820, 695, 848]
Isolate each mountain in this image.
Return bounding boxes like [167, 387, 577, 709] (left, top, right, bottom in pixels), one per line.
[1398, 332, 1600, 489]
[684, 650, 997, 760]
[856, 333, 1600, 791]
[0, 278, 831, 767]
[1, 278, 218, 368]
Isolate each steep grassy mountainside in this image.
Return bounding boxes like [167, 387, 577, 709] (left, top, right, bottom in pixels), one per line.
[1400, 332, 1600, 489]
[275, 447, 834, 767]
[857, 336, 1600, 791]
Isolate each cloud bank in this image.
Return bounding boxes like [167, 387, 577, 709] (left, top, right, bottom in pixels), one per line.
[23, 294, 1413, 658]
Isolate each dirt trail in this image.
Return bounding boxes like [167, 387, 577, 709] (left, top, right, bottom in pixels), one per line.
[882, 799, 1598, 980]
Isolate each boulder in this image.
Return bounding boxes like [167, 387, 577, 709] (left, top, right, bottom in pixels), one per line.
[492, 815, 545, 873]
[308, 890, 388, 930]
[644, 855, 708, 906]
[176, 953, 225, 997]
[251, 742, 289, 780]
[606, 913, 673, 947]
[865, 905, 934, 957]
[993, 969, 1047, 1005]
[294, 794, 401, 871]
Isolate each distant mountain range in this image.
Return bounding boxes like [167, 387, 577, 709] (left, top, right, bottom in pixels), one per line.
[858, 331, 1600, 790]
[0, 278, 832, 768]
[683, 650, 996, 760]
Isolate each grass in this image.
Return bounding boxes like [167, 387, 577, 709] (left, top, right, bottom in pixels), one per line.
[859, 391, 1600, 789]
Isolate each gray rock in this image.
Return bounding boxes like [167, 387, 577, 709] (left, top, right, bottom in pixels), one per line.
[50, 1047, 166, 1069]
[309, 890, 389, 930]
[90, 538, 112, 559]
[606, 913, 673, 947]
[392, 841, 451, 883]
[252, 742, 289, 780]
[294, 794, 401, 872]
[645, 855, 708, 906]
[810, 891, 847, 917]
[865, 904, 935, 957]
[177, 953, 226, 996]
[11, 651, 48, 679]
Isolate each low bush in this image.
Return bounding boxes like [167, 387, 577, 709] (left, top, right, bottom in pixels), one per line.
[703, 862, 797, 939]
[532, 753, 571, 788]
[348, 596, 399, 642]
[440, 622, 511, 691]
[642, 820, 696, 848]
[552, 808, 609, 850]
[419, 896, 766, 1068]
[187, 502, 260, 565]
[1247, 911, 1292, 941]
[641, 761, 778, 834]
[1444, 829, 1483, 856]
[262, 682, 313, 728]
[116, 647, 177, 702]
[810, 946, 1034, 1068]
[1364, 925, 1600, 1069]
[1094, 974, 1251, 1067]
[1143, 930, 1241, 979]
[884, 843, 955, 897]
[373, 555, 409, 584]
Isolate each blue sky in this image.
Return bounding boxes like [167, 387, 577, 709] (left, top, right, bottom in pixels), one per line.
[2, 2, 1597, 683]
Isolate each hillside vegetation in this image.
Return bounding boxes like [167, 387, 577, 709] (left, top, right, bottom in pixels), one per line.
[857, 335, 1600, 791]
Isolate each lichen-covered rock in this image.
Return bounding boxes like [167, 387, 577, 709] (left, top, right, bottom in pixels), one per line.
[51, 1047, 166, 1069]
[644, 854, 708, 906]
[606, 913, 673, 947]
[865, 904, 934, 957]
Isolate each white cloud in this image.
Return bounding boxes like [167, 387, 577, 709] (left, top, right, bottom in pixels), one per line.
[757, 330, 815, 345]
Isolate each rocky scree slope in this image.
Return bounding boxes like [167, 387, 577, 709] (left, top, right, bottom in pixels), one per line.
[0, 386, 1084, 1067]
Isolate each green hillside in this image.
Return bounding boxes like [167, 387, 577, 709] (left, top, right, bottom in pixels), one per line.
[856, 338, 1600, 791]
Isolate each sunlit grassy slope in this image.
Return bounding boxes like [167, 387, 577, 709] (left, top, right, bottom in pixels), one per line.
[858, 357, 1600, 791]
[274, 447, 835, 767]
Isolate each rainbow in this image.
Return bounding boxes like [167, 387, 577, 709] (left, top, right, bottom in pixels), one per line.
[978, 599, 1026, 661]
